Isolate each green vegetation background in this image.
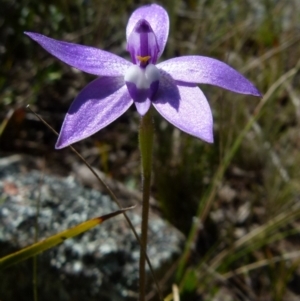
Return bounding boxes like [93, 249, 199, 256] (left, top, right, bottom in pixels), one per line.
[1, 0, 300, 300]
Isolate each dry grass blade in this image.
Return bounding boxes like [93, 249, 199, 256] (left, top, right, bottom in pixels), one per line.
[0, 207, 133, 270]
[223, 250, 300, 280]
[284, 81, 300, 120]
[172, 284, 180, 301]
[251, 121, 290, 182]
[200, 263, 254, 301]
[201, 62, 300, 223]
[176, 61, 300, 281]
[209, 203, 300, 271]
[241, 36, 300, 73]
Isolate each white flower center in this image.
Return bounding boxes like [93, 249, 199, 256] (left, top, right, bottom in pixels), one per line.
[124, 64, 160, 89]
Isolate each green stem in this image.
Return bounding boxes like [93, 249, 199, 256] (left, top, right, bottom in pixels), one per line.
[138, 110, 154, 301]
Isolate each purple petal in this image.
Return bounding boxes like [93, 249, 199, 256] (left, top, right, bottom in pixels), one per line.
[158, 56, 262, 97]
[126, 19, 159, 65]
[134, 98, 151, 116]
[126, 4, 169, 60]
[25, 32, 131, 76]
[56, 77, 132, 148]
[153, 71, 213, 143]
[126, 81, 149, 103]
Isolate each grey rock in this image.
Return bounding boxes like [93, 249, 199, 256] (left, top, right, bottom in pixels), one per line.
[0, 155, 184, 301]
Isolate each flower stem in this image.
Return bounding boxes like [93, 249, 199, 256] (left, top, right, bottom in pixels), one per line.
[138, 109, 154, 301]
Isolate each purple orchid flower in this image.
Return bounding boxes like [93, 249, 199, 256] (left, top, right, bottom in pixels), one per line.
[25, 4, 261, 149]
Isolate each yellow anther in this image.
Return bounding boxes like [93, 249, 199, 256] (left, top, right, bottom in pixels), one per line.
[137, 55, 151, 63]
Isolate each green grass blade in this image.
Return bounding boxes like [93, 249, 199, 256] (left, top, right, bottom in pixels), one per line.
[0, 207, 132, 270]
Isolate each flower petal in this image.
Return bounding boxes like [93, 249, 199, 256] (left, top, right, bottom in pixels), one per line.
[126, 4, 169, 60]
[25, 32, 131, 76]
[56, 77, 133, 148]
[153, 71, 213, 143]
[134, 98, 151, 116]
[158, 56, 262, 97]
[126, 19, 160, 65]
